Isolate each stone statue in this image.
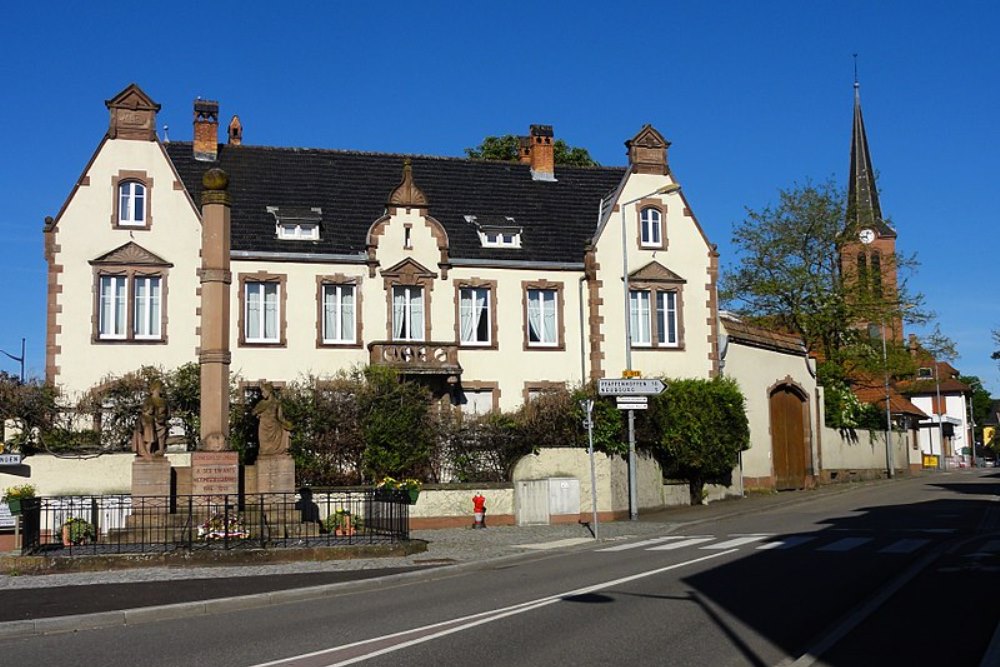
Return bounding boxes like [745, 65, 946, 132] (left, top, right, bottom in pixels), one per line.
[133, 379, 169, 459]
[253, 382, 291, 457]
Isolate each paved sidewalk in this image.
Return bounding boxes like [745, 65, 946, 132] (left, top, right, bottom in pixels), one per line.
[0, 480, 904, 634]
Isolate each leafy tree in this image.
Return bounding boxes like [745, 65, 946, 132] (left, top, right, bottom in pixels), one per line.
[282, 373, 365, 486]
[465, 134, 598, 166]
[358, 365, 433, 481]
[164, 363, 200, 450]
[643, 377, 749, 504]
[721, 180, 928, 421]
[959, 375, 993, 447]
[0, 372, 59, 455]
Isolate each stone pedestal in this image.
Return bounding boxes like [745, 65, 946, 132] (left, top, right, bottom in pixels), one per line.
[191, 451, 240, 500]
[131, 457, 172, 507]
[253, 455, 296, 495]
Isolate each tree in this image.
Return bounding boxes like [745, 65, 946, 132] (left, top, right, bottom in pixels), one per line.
[358, 365, 433, 481]
[464, 134, 599, 166]
[992, 329, 1000, 365]
[959, 374, 993, 448]
[721, 179, 927, 391]
[643, 377, 750, 504]
[0, 372, 59, 455]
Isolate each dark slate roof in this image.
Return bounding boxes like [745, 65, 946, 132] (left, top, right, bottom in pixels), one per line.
[165, 142, 625, 263]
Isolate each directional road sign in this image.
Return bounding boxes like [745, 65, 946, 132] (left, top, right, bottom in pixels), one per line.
[598, 378, 666, 396]
[616, 396, 648, 410]
[0, 454, 22, 466]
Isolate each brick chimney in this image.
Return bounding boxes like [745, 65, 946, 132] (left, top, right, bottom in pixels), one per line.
[227, 115, 242, 146]
[193, 98, 219, 161]
[527, 124, 555, 181]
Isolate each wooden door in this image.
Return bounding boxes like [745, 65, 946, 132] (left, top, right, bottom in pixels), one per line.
[770, 386, 808, 490]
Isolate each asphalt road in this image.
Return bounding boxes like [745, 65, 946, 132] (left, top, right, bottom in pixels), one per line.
[2, 471, 998, 666]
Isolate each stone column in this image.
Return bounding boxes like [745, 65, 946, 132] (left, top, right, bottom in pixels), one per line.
[198, 168, 232, 452]
[194, 168, 239, 499]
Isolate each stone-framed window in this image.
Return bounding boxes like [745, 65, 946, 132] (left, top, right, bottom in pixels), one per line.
[317, 275, 362, 347]
[636, 200, 667, 250]
[456, 279, 498, 349]
[90, 242, 170, 344]
[111, 170, 153, 230]
[239, 272, 287, 347]
[522, 280, 564, 350]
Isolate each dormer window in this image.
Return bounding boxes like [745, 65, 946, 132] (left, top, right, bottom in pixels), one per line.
[118, 182, 146, 225]
[918, 367, 933, 379]
[268, 206, 322, 241]
[466, 215, 522, 248]
[277, 222, 320, 240]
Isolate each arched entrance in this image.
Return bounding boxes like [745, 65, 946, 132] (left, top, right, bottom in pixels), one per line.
[769, 384, 810, 490]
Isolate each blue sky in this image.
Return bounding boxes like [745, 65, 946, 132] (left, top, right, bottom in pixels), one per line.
[2, 2, 998, 393]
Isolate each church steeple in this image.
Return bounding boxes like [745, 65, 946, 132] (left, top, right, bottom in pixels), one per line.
[848, 77, 895, 238]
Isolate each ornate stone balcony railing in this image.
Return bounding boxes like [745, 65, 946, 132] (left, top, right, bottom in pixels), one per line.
[368, 341, 462, 376]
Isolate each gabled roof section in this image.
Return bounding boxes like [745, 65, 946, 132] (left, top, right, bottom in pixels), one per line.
[89, 242, 172, 267]
[848, 83, 895, 238]
[380, 257, 437, 281]
[630, 260, 685, 283]
[164, 143, 624, 263]
[105, 84, 160, 141]
[853, 383, 928, 418]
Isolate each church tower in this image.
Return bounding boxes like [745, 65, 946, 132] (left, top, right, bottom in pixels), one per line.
[842, 77, 901, 341]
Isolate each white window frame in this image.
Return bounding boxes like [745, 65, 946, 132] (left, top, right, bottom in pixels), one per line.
[322, 284, 356, 344]
[459, 286, 491, 346]
[640, 207, 662, 247]
[479, 229, 521, 248]
[245, 281, 281, 343]
[526, 288, 558, 347]
[98, 275, 128, 339]
[630, 288, 678, 348]
[392, 285, 425, 342]
[118, 181, 146, 226]
[133, 275, 162, 340]
[277, 222, 320, 240]
[656, 290, 678, 347]
[629, 290, 652, 347]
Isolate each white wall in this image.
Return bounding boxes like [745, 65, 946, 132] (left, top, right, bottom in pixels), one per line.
[1, 453, 191, 496]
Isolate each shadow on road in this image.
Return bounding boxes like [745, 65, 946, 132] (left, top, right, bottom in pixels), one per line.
[676, 474, 1000, 667]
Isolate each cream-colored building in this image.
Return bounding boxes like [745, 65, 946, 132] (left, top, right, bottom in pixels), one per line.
[45, 84, 719, 412]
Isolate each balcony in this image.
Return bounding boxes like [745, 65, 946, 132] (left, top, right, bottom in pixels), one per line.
[368, 341, 462, 376]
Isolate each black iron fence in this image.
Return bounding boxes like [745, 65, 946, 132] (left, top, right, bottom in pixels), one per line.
[18, 489, 410, 556]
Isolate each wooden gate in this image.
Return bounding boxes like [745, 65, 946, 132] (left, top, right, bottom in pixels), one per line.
[770, 385, 809, 490]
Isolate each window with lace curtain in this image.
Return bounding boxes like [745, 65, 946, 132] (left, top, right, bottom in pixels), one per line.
[459, 286, 491, 346]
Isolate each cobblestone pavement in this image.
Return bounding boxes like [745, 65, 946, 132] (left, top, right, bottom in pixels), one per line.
[0, 520, 677, 591]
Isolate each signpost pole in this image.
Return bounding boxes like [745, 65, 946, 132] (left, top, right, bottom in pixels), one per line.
[581, 399, 599, 540]
[628, 410, 637, 521]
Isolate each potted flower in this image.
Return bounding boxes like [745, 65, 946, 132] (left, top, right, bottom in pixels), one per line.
[323, 509, 358, 536]
[62, 517, 95, 546]
[375, 477, 422, 504]
[2, 484, 36, 516]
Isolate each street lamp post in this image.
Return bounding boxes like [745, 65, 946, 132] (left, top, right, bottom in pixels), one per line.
[881, 322, 894, 478]
[0, 338, 25, 384]
[619, 183, 680, 520]
[934, 362, 946, 470]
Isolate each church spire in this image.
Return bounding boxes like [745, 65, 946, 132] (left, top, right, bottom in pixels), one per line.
[848, 72, 893, 237]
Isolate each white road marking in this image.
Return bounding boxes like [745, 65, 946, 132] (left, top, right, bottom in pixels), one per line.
[648, 537, 716, 550]
[817, 537, 872, 552]
[701, 535, 770, 550]
[249, 549, 739, 667]
[596, 536, 688, 552]
[514, 538, 594, 550]
[756, 536, 816, 551]
[877, 539, 930, 554]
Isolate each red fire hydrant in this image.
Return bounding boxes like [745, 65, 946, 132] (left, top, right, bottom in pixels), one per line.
[472, 493, 487, 529]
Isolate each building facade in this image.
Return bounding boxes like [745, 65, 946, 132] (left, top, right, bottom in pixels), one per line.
[45, 84, 720, 411]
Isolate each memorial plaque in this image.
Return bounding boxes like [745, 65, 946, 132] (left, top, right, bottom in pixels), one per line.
[0, 503, 14, 530]
[191, 451, 239, 498]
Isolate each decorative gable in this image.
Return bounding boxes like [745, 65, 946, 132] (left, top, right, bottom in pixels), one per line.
[626, 124, 670, 175]
[388, 159, 428, 209]
[90, 242, 172, 267]
[380, 257, 437, 284]
[630, 260, 685, 284]
[105, 83, 161, 141]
